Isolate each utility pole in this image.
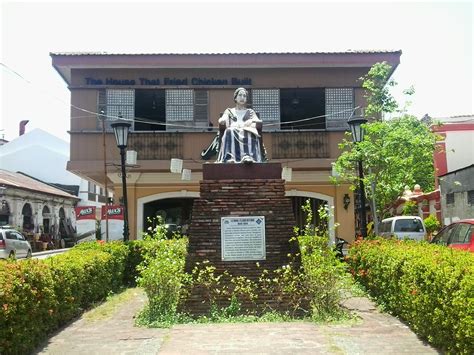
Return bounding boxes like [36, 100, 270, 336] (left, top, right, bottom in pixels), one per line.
[100, 110, 109, 242]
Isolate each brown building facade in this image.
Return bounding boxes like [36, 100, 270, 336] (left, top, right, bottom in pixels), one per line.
[51, 51, 401, 242]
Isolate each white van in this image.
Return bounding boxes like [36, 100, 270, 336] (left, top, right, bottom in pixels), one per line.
[379, 216, 426, 241]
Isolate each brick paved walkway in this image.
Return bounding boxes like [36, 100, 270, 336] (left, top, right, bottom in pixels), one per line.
[35, 289, 439, 355]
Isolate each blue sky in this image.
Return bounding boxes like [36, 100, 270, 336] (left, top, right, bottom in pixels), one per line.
[1, 0, 472, 142]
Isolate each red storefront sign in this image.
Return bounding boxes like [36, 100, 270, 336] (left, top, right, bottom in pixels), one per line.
[75, 206, 96, 220]
[101, 205, 124, 220]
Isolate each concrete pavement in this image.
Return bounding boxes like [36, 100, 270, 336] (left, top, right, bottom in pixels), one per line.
[35, 289, 439, 355]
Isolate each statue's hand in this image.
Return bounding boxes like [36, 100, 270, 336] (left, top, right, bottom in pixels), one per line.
[243, 119, 255, 128]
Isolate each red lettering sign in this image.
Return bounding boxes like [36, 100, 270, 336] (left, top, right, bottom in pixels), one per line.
[75, 206, 96, 220]
[101, 205, 124, 220]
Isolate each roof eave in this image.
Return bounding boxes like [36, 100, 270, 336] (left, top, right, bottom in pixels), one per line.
[50, 51, 402, 85]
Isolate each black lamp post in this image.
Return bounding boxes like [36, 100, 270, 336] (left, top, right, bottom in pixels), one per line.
[111, 120, 131, 242]
[348, 115, 368, 239]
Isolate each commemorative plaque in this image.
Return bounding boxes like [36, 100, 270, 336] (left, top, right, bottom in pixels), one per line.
[221, 216, 266, 261]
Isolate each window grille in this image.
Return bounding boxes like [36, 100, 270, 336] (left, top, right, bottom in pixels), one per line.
[446, 193, 455, 205]
[252, 89, 280, 121]
[325, 88, 354, 129]
[97, 89, 135, 130]
[194, 90, 209, 123]
[166, 89, 194, 121]
[106, 89, 134, 120]
[468, 190, 474, 205]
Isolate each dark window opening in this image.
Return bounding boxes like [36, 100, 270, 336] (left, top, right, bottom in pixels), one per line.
[446, 193, 455, 205]
[143, 198, 195, 237]
[194, 90, 209, 128]
[291, 196, 327, 235]
[22, 203, 33, 231]
[135, 90, 166, 131]
[280, 89, 325, 130]
[467, 190, 474, 205]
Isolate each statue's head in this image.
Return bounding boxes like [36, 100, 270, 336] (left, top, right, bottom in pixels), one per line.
[233, 87, 248, 105]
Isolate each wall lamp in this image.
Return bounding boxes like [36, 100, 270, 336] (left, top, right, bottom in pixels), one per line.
[343, 194, 351, 210]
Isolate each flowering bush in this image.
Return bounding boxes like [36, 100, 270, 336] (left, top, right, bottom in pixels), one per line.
[348, 239, 473, 354]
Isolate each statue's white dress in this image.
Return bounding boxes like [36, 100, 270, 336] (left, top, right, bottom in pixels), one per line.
[217, 108, 262, 163]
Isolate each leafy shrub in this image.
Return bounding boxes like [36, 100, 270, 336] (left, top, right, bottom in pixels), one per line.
[124, 240, 149, 286]
[0, 259, 57, 354]
[71, 241, 129, 291]
[402, 201, 418, 216]
[348, 239, 474, 354]
[424, 214, 441, 236]
[0, 241, 131, 354]
[136, 238, 188, 326]
[297, 203, 349, 320]
[143, 216, 170, 240]
[185, 261, 259, 318]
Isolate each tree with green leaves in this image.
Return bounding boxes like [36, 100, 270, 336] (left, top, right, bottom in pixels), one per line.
[361, 61, 399, 119]
[333, 62, 437, 218]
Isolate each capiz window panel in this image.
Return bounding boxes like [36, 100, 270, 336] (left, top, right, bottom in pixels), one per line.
[325, 88, 354, 129]
[166, 89, 194, 121]
[252, 89, 280, 121]
[106, 89, 135, 120]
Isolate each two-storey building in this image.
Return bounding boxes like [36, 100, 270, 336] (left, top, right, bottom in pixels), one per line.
[51, 51, 401, 241]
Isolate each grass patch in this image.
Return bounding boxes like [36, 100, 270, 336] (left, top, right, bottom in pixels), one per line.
[136, 304, 360, 328]
[345, 279, 369, 298]
[84, 288, 140, 322]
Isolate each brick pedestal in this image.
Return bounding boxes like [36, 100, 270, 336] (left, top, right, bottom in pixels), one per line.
[185, 163, 298, 314]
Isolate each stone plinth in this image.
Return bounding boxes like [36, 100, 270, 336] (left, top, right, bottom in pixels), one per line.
[202, 162, 282, 180]
[185, 163, 297, 314]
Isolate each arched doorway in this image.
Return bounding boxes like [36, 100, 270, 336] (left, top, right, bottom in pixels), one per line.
[137, 191, 200, 237]
[22, 203, 33, 232]
[59, 207, 65, 219]
[58, 207, 66, 237]
[286, 190, 335, 243]
[0, 200, 10, 226]
[143, 198, 195, 235]
[290, 196, 328, 233]
[42, 205, 51, 233]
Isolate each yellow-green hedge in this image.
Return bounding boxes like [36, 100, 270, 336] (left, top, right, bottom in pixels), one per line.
[0, 242, 129, 354]
[348, 239, 473, 354]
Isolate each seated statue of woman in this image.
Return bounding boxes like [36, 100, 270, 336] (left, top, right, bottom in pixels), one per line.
[216, 87, 263, 163]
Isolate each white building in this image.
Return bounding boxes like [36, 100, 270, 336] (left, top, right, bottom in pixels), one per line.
[0, 169, 78, 241]
[0, 128, 108, 209]
[431, 115, 474, 224]
[432, 115, 474, 179]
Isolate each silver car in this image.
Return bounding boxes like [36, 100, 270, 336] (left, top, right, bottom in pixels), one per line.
[0, 227, 32, 259]
[379, 216, 427, 241]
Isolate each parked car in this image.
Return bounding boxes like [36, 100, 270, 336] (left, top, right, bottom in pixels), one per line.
[0, 226, 33, 259]
[430, 219, 474, 252]
[379, 216, 426, 241]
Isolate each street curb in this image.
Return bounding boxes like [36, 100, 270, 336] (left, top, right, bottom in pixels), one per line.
[32, 248, 70, 257]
